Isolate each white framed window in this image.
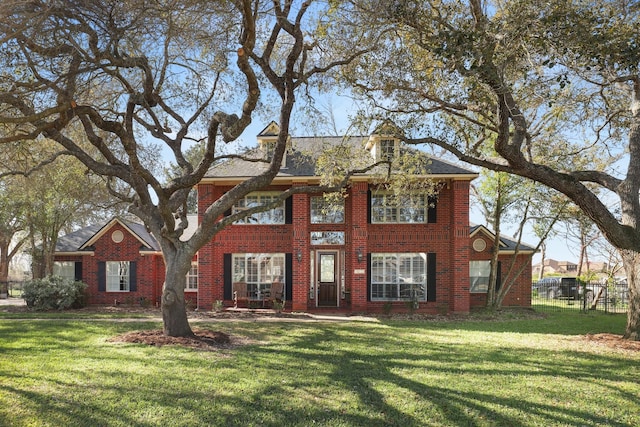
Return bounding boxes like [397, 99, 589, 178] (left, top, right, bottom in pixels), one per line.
[371, 192, 427, 223]
[232, 253, 285, 299]
[106, 261, 130, 292]
[53, 261, 75, 282]
[380, 139, 396, 160]
[370, 253, 426, 301]
[186, 262, 198, 290]
[470, 261, 490, 293]
[310, 196, 344, 224]
[232, 192, 285, 224]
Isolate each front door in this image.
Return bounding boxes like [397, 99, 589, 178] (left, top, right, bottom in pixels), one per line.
[317, 251, 338, 307]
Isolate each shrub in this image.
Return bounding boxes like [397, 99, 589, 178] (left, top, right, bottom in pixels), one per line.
[23, 276, 88, 311]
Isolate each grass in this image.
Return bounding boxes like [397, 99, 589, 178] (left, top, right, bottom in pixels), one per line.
[0, 310, 638, 426]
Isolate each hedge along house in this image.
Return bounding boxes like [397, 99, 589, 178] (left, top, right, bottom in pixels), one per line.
[53, 122, 535, 312]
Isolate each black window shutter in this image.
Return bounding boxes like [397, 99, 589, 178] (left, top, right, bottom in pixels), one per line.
[97, 261, 106, 292]
[496, 261, 502, 292]
[74, 262, 83, 282]
[129, 262, 137, 292]
[366, 253, 371, 301]
[427, 197, 437, 223]
[427, 253, 436, 302]
[285, 197, 293, 224]
[367, 189, 372, 224]
[285, 253, 293, 301]
[223, 254, 232, 300]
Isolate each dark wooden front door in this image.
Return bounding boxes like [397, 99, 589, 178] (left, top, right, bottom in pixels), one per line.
[317, 252, 338, 307]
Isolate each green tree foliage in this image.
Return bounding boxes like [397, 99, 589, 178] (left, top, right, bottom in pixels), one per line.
[345, 0, 640, 340]
[0, 0, 376, 336]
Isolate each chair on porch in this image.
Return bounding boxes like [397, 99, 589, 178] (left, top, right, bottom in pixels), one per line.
[263, 279, 285, 308]
[232, 282, 248, 308]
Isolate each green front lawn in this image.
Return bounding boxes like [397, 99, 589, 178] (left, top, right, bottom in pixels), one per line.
[0, 311, 638, 426]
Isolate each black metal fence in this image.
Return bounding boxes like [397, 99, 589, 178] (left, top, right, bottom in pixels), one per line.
[532, 280, 629, 314]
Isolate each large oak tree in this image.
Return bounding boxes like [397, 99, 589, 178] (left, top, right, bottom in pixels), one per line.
[346, 0, 640, 339]
[0, 0, 374, 336]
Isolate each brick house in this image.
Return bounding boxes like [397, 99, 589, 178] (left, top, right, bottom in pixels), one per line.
[54, 122, 534, 313]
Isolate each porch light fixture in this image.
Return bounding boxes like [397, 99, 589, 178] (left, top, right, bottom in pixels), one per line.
[296, 250, 302, 263]
[357, 249, 363, 263]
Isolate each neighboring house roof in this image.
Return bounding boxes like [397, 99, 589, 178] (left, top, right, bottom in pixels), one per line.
[204, 131, 477, 181]
[469, 225, 537, 254]
[55, 215, 199, 255]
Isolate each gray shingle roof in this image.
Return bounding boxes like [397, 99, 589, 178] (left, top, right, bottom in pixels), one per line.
[55, 218, 161, 253]
[55, 223, 104, 253]
[206, 135, 476, 179]
[470, 225, 537, 253]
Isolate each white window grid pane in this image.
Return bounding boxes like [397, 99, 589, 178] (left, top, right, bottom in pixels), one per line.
[233, 193, 285, 224]
[371, 193, 427, 224]
[236, 253, 286, 299]
[370, 253, 426, 301]
[106, 261, 129, 292]
[53, 262, 75, 282]
[186, 263, 198, 290]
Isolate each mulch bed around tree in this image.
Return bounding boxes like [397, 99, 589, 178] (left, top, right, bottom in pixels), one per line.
[583, 333, 640, 352]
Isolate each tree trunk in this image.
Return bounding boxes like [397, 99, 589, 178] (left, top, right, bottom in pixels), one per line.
[538, 243, 546, 281]
[161, 255, 194, 337]
[0, 239, 8, 296]
[621, 250, 640, 340]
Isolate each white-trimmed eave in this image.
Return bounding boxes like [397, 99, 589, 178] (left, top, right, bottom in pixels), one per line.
[55, 251, 95, 256]
[199, 172, 479, 186]
[80, 218, 155, 251]
[498, 249, 538, 255]
[139, 250, 162, 256]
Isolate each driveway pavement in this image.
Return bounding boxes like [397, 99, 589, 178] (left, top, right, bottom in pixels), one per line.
[0, 297, 25, 307]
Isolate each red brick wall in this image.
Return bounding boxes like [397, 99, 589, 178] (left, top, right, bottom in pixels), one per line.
[54, 223, 163, 306]
[196, 180, 486, 315]
[469, 234, 533, 308]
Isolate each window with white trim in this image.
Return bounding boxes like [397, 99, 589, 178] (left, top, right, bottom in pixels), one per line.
[186, 262, 198, 290]
[380, 139, 396, 160]
[232, 192, 285, 224]
[53, 261, 75, 282]
[371, 192, 428, 223]
[310, 196, 344, 224]
[470, 261, 490, 293]
[371, 253, 426, 301]
[232, 253, 285, 299]
[106, 261, 130, 292]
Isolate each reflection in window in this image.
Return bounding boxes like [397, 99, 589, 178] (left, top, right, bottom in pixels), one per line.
[371, 192, 429, 223]
[311, 196, 344, 224]
[53, 261, 75, 282]
[233, 192, 285, 224]
[469, 261, 491, 293]
[186, 262, 198, 290]
[370, 253, 426, 301]
[232, 253, 285, 299]
[106, 261, 130, 292]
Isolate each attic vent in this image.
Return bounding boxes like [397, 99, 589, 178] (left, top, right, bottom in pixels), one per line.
[112, 230, 124, 243]
[472, 238, 487, 252]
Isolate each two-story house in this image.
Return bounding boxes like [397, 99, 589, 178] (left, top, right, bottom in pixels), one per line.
[53, 122, 535, 313]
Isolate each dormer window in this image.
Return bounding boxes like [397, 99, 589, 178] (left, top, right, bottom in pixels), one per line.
[366, 120, 402, 162]
[380, 139, 396, 160]
[257, 121, 289, 168]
